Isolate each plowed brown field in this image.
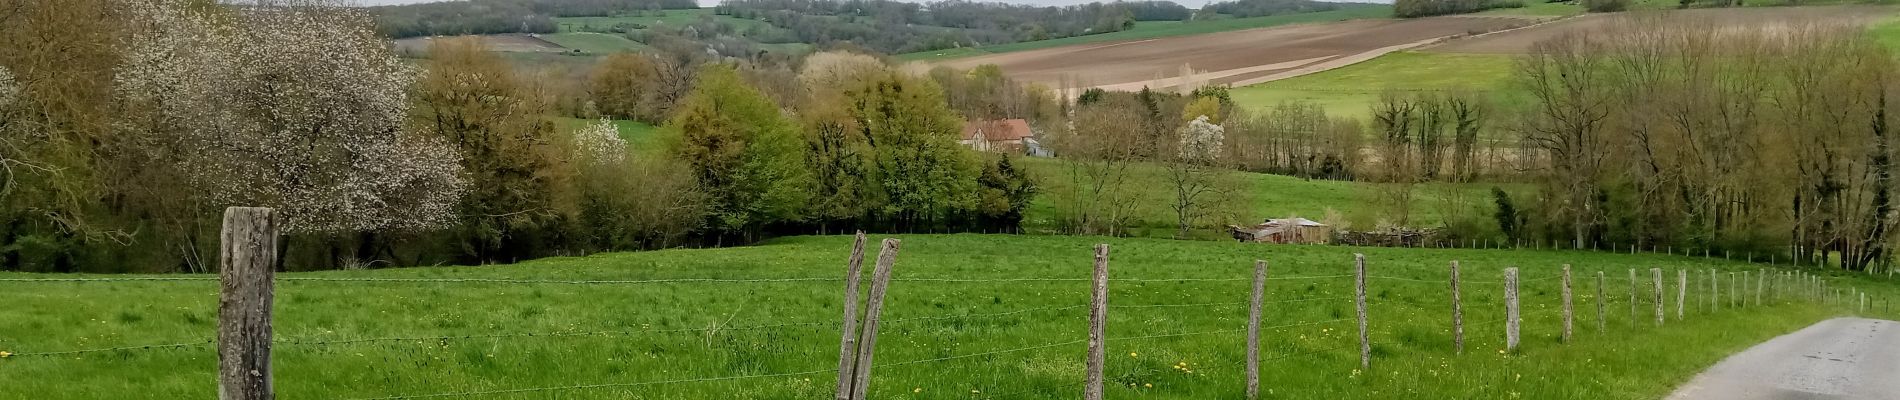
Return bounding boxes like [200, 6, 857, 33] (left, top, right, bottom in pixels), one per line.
[934, 16, 1531, 91]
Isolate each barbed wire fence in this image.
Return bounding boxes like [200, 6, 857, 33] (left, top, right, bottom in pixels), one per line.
[0, 206, 1863, 400]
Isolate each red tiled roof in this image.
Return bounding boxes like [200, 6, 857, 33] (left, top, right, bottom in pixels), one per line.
[961, 119, 1034, 142]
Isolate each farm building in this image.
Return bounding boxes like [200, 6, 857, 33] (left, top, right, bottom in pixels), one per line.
[960, 119, 1042, 154]
[1230, 218, 1331, 244]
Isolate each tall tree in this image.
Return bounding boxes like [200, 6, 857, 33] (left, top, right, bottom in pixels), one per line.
[667, 64, 811, 241]
[414, 37, 579, 264]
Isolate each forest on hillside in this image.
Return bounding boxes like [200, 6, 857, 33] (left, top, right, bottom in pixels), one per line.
[372, 0, 1361, 54]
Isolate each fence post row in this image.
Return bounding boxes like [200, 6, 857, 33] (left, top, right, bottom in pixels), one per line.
[1561, 265, 1573, 343]
[218, 207, 279, 400]
[1504, 267, 1521, 352]
[1450, 261, 1465, 354]
[1651, 268, 1664, 327]
[1246, 260, 1268, 400]
[1084, 244, 1110, 400]
[847, 239, 901, 400]
[832, 232, 868, 400]
[1355, 254, 1370, 371]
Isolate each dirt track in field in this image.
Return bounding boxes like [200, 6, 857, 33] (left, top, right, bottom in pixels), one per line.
[1425, 6, 1895, 54]
[934, 16, 1532, 91]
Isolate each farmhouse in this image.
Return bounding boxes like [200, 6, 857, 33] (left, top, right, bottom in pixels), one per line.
[959, 119, 1042, 155]
[1230, 218, 1331, 244]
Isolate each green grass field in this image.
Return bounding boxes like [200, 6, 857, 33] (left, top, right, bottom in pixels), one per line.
[1229, 51, 1521, 118]
[0, 233, 1882, 399]
[1479, 1, 1588, 16]
[896, 6, 1396, 62]
[554, 9, 776, 34]
[1018, 157, 1494, 239]
[540, 33, 649, 54]
[554, 118, 664, 153]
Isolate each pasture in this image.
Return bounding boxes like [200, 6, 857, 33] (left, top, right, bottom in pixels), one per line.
[1015, 157, 1497, 239]
[0, 234, 1880, 399]
[896, 5, 1398, 62]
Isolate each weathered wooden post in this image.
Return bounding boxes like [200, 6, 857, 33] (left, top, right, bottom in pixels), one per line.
[1756, 269, 1765, 307]
[1860, 291, 1867, 314]
[832, 234, 870, 395]
[833, 233, 868, 400]
[1246, 260, 1268, 400]
[1651, 268, 1664, 326]
[218, 207, 279, 400]
[1730, 272, 1738, 308]
[1504, 267, 1521, 351]
[1741, 271, 1750, 307]
[1676, 269, 1686, 321]
[1356, 254, 1370, 370]
[1711, 269, 1719, 312]
[1561, 265, 1573, 343]
[1595, 271, 1606, 333]
[847, 239, 901, 400]
[1628, 269, 1638, 323]
[1084, 244, 1109, 400]
[1451, 261, 1464, 354]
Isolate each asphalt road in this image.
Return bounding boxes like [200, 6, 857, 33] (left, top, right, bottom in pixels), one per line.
[1667, 318, 1900, 400]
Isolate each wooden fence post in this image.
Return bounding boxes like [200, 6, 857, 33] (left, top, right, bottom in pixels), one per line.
[1676, 269, 1686, 321]
[1628, 269, 1637, 323]
[1860, 291, 1867, 314]
[1246, 260, 1268, 400]
[1085, 244, 1109, 400]
[1561, 265, 1573, 343]
[1504, 267, 1521, 351]
[1711, 269, 1719, 312]
[1451, 261, 1464, 354]
[848, 239, 901, 400]
[1356, 254, 1370, 371]
[833, 232, 868, 400]
[1651, 268, 1664, 326]
[1756, 269, 1765, 307]
[218, 207, 279, 400]
[1595, 271, 1606, 333]
[1730, 272, 1738, 309]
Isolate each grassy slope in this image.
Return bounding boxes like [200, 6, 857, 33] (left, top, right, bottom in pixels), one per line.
[541, 32, 649, 54]
[896, 5, 1396, 62]
[1228, 51, 1520, 118]
[553, 118, 664, 152]
[0, 233, 1881, 399]
[1480, 2, 1588, 16]
[1018, 157, 1502, 240]
[554, 9, 774, 34]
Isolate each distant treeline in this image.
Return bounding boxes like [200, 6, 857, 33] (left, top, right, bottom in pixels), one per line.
[714, 0, 1141, 54]
[372, 0, 697, 38]
[1392, 0, 1523, 18]
[1198, 0, 1348, 18]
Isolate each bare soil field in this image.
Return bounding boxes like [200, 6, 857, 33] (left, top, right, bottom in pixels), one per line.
[1427, 6, 1895, 54]
[392, 34, 569, 54]
[932, 16, 1531, 92]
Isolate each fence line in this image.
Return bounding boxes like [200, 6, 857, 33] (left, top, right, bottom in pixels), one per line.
[11, 214, 1859, 399]
[0, 275, 1359, 285]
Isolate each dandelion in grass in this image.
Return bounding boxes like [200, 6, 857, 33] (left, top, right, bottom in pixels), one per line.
[913, 388, 922, 393]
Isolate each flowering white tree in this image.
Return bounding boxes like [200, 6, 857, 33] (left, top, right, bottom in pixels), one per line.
[116, 0, 465, 234]
[1180, 115, 1225, 162]
[1166, 114, 1238, 238]
[572, 119, 628, 167]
